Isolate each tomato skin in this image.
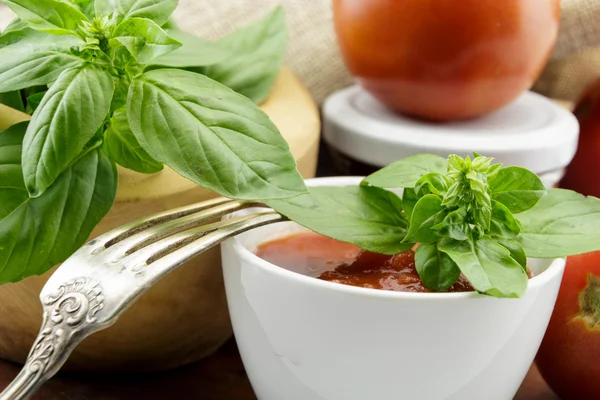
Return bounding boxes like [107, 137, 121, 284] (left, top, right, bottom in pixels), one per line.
[333, 0, 560, 121]
[536, 252, 600, 400]
[560, 79, 600, 197]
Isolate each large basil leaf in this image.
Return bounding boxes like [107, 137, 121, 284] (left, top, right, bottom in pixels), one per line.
[0, 29, 83, 92]
[488, 166, 546, 214]
[149, 29, 232, 68]
[127, 69, 306, 200]
[0, 123, 117, 284]
[22, 64, 114, 196]
[103, 107, 163, 174]
[363, 154, 448, 189]
[415, 243, 461, 292]
[113, 17, 181, 63]
[266, 186, 412, 255]
[95, 0, 177, 26]
[518, 188, 600, 258]
[404, 194, 446, 244]
[438, 236, 528, 298]
[0, 0, 88, 36]
[203, 6, 287, 104]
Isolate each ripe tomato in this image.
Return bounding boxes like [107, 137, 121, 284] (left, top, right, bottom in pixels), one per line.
[536, 251, 600, 400]
[561, 79, 600, 197]
[332, 0, 560, 121]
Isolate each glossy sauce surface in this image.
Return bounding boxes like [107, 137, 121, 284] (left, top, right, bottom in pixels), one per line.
[256, 232, 474, 293]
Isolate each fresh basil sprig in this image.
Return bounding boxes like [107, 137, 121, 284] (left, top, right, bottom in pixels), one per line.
[269, 154, 600, 298]
[0, 0, 304, 283]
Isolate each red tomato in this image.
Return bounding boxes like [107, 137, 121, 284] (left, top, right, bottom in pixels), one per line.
[536, 251, 600, 400]
[561, 79, 600, 197]
[333, 0, 560, 121]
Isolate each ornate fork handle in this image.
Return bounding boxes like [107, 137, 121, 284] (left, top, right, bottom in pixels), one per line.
[0, 198, 284, 400]
[0, 278, 109, 400]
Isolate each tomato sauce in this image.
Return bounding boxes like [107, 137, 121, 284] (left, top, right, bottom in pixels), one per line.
[256, 232, 475, 293]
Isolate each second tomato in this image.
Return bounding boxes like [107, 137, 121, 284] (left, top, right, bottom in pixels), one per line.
[333, 0, 561, 121]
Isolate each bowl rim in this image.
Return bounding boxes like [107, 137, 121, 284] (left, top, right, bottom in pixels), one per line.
[229, 176, 567, 301]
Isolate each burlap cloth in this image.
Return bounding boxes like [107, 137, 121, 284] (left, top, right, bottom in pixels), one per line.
[0, 0, 598, 103]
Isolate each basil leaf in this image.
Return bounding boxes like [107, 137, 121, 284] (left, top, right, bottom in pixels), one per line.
[127, 69, 306, 200]
[1, 0, 88, 36]
[266, 186, 412, 255]
[490, 200, 522, 239]
[401, 187, 418, 221]
[25, 91, 46, 114]
[495, 237, 527, 270]
[438, 236, 528, 298]
[404, 194, 446, 244]
[518, 188, 600, 258]
[0, 29, 83, 92]
[432, 207, 470, 241]
[488, 166, 546, 213]
[204, 6, 287, 104]
[414, 172, 451, 197]
[103, 107, 163, 174]
[149, 29, 232, 68]
[0, 91, 25, 112]
[1, 18, 27, 35]
[415, 243, 461, 292]
[0, 123, 29, 217]
[363, 154, 448, 189]
[95, 0, 177, 26]
[0, 123, 117, 284]
[113, 17, 181, 64]
[23, 64, 114, 196]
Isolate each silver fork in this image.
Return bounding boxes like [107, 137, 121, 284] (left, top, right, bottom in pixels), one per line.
[0, 197, 285, 400]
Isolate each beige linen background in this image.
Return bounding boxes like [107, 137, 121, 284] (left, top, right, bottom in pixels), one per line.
[0, 0, 599, 103]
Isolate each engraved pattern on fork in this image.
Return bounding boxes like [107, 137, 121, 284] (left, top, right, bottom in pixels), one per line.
[0, 197, 285, 400]
[28, 278, 104, 378]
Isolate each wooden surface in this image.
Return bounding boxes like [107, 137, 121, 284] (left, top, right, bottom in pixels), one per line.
[0, 339, 559, 400]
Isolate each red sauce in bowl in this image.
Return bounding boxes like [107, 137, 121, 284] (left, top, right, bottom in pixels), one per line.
[256, 232, 475, 293]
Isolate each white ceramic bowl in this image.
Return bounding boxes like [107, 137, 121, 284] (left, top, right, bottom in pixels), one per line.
[221, 177, 566, 400]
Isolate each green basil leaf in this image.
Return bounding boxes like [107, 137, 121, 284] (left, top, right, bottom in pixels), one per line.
[113, 17, 181, 64]
[0, 123, 117, 284]
[149, 29, 233, 68]
[517, 188, 600, 258]
[404, 194, 446, 244]
[203, 6, 287, 104]
[362, 154, 448, 189]
[401, 187, 418, 221]
[95, 0, 177, 26]
[23, 64, 114, 196]
[488, 166, 546, 213]
[415, 243, 461, 292]
[438, 236, 528, 298]
[266, 186, 412, 255]
[64, 0, 95, 18]
[490, 200, 522, 239]
[0, 91, 25, 112]
[432, 207, 470, 241]
[0, 122, 29, 217]
[127, 69, 306, 200]
[414, 172, 451, 197]
[0, 28, 83, 92]
[103, 107, 163, 174]
[1, 18, 27, 35]
[495, 237, 527, 270]
[1, 0, 88, 36]
[25, 91, 46, 114]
